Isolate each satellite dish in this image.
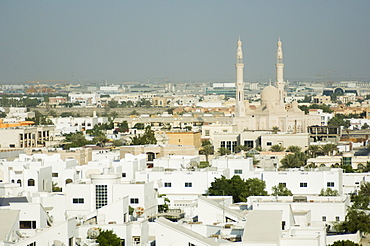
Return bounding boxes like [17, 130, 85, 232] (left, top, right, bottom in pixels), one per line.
[134, 207, 145, 216]
[187, 161, 198, 170]
[87, 227, 100, 239]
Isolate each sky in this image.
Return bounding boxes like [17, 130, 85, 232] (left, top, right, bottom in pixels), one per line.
[1, 0, 369, 84]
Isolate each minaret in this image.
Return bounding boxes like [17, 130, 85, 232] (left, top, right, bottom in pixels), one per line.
[275, 38, 285, 105]
[235, 37, 245, 117]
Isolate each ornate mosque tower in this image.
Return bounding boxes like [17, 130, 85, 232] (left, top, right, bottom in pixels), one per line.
[275, 38, 285, 105]
[235, 37, 245, 117]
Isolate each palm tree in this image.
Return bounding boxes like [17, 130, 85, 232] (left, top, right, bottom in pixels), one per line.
[320, 144, 338, 156]
[270, 144, 285, 152]
[280, 154, 299, 168]
[218, 147, 231, 156]
[307, 145, 321, 158]
[202, 145, 214, 163]
[280, 152, 307, 169]
[272, 126, 280, 134]
[286, 145, 302, 154]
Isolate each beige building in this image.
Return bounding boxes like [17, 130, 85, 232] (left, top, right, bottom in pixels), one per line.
[0, 125, 54, 149]
[120, 144, 198, 167]
[166, 131, 201, 148]
[25, 147, 92, 165]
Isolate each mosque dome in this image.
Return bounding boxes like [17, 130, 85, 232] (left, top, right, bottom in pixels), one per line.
[261, 85, 279, 105]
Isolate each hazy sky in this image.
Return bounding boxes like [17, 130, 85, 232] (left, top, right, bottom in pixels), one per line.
[1, 0, 369, 84]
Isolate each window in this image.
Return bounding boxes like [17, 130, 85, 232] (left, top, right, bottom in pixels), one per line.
[185, 182, 192, 187]
[300, 182, 308, 187]
[336, 216, 340, 222]
[52, 173, 58, 177]
[266, 141, 272, 146]
[164, 182, 172, 187]
[20, 221, 36, 229]
[205, 130, 210, 136]
[279, 183, 286, 187]
[244, 140, 254, 149]
[28, 179, 35, 186]
[327, 182, 334, 187]
[322, 216, 326, 222]
[234, 169, 242, 174]
[96, 185, 108, 209]
[66, 179, 73, 184]
[189, 243, 196, 246]
[27, 242, 36, 246]
[130, 198, 139, 204]
[17, 179, 22, 186]
[73, 198, 84, 204]
[122, 173, 126, 178]
[133, 237, 140, 244]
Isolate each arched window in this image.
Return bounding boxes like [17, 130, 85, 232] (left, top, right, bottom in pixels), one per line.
[11, 179, 14, 183]
[17, 179, 22, 186]
[358, 163, 364, 169]
[28, 179, 35, 186]
[320, 164, 326, 167]
[66, 179, 73, 184]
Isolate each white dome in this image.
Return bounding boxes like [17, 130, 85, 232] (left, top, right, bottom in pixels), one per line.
[261, 85, 279, 104]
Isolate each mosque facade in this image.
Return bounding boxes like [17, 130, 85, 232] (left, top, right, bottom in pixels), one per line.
[233, 38, 321, 133]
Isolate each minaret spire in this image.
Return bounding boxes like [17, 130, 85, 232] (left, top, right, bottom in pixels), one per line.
[275, 38, 285, 105]
[235, 37, 245, 117]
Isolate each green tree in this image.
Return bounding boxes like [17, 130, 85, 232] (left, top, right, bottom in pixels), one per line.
[299, 104, 333, 114]
[184, 126, 192, 131]
[351, 182, 370, 209]
[307, 145, 321, 158]
[158, 194, 170, 213]
[108, 100, 119, 108]
[112, 140, 123, 147]
[208, 176, 267, 203]
[109, 111, 118, 120]
[328, 240, 361, 246]
[93, 134, 109, 147]
[96, 229, 121, 246]
[60, 111, 74, 117]
[362, 123, 370, 129]
[133, 123, 145, 129]
[201, 144, 214, 163]
[320, 143, 338, 156]
[280, 152, 307, 169]
[334, 209, 370, 233]
[208, 175, 248, 203]
[52, 182, 62, 192]
[245, 178, 268, 197]
[63, 132, 90, 149]
[271, 183, 293, 196]
[328, 114, 350, 128]
[286, 145, 302, 154]
[117, 121, 129, 132]
[271, 126, 280, 134]
[269, 144, 285, 152]
[319, 188, 339, 196]
[218, 147, 231, 156]
[234, 145, 249, 153]
[130, 126, 157, 145]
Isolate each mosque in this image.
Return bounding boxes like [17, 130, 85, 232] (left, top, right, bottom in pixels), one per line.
[233, 38, 321, 133]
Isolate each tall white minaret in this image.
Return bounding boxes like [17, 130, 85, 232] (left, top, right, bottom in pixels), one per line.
[235, 37, 245, 117]
[275, 38, 285, 105]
